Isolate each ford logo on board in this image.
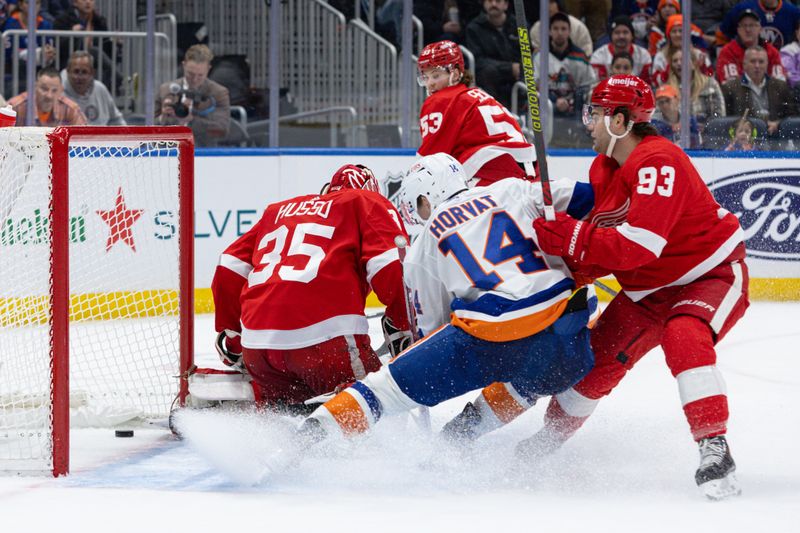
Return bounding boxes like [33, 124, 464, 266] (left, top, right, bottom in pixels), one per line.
[708, 169, 800, 261]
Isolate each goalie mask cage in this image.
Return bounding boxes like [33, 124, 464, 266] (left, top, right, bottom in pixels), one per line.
[0, 126, 194, 476]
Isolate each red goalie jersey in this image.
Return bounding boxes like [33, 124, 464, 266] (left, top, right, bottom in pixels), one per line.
[580, 136, 744, 300]
[417, 84, 536, 185]
[212, 189, 410, 349]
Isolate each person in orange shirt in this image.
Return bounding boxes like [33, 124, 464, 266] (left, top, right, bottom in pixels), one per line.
[8, 66, 87, 126]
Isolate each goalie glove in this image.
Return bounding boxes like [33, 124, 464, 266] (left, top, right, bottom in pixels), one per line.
[381, 315, 413, 358]
[215, 329, 244, 371]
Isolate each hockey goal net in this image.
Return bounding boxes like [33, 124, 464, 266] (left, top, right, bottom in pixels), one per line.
[0, 126, 194, 476]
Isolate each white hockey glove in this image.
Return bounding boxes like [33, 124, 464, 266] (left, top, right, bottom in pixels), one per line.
[215, 329, 244, 371]
[381, 315, 413, 358]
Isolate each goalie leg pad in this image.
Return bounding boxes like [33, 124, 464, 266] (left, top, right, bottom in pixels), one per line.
[188, 368, 256, 402]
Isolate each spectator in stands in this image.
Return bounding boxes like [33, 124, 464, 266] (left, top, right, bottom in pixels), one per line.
[53, 0, 116, 89]
[563, 0, 610, 42]
[651, 15, 713, 87]
[647, 0, 679, 56]
[665, 48, 726, 125]
[718, 0, 800, 50]
[609, 0, 657, 47]
[7, 65, 86, 125]
[156, 44, 230, 147]
[465, 0, 520, 108]
[590, 16, 652, 83]
[650, 84, 702, 148]
[610, 51, 634, 75]
[530, 0, 592, 56]
[26, 0, 70, 23]
[61, 50, 124, 126]
[717, 9, 788, 83]
[725, 115, 760, 151]
[692, 0, 737, 48]
[2, 0, 56, 73]
[781, 18, 800, 88]
[533, 11, 595, 119]
[722, 45, 797, 136]
[408, 0, 462, 45]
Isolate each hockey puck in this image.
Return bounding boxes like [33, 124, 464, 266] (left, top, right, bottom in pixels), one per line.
[115, 430, 134, 438]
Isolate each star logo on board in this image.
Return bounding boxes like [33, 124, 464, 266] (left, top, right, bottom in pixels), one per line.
[96, 187, 144, 252]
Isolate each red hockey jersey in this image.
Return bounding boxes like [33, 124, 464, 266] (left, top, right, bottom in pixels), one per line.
[417, 84, 535, 184]
[212, 189, 409, 349]
[716, 38, 786, 83]
[579, 136, 744, 301]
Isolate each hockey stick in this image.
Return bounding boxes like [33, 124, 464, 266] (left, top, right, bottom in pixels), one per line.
[514, 0, 555, 222]
[394, 235, 431, 432]
[512, 2, 618, 300]
[593, 278, 618, 298]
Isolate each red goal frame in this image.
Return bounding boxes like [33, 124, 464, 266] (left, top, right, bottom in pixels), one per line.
[47, 126, 195, 476]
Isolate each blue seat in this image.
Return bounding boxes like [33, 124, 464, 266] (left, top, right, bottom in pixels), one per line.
[702, 116, 768, 150]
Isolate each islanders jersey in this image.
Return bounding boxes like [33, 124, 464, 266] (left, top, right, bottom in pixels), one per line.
[212, 189, 409, 349]
[404, 178, 594, 341]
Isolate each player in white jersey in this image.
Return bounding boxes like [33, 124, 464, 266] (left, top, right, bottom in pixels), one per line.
[255, 154, 597, 475]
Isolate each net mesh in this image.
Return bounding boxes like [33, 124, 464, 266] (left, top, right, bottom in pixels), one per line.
[0, 129, 185, 473]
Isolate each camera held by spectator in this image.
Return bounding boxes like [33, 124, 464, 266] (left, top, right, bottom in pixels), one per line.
[166, 81, 205, 119]
[156, 45, 230, 147]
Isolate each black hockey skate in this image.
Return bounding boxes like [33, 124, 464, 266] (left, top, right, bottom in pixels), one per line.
[441, 402, 482, 443]
[695, 435, 742, 500]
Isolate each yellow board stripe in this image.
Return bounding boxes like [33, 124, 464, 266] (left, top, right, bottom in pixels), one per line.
[3, 278, 797, 327]
[0, 290, 180, 326]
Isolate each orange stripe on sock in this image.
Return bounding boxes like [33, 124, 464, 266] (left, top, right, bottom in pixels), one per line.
[481, 382, 526, 424]
[323, 391, 370, 435]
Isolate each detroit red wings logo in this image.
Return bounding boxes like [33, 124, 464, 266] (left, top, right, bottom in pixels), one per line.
[590, 198, 630, 228]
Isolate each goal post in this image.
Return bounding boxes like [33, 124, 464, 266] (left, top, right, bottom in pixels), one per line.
[1, 126, 195, 476]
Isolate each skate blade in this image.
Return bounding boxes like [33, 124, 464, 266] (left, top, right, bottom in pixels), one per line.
[699, 471, 742, 501]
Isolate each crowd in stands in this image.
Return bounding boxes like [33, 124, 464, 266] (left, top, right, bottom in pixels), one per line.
[397, 0, 800, 150]
[2, 0, 800, 151]
[0, 0, 232, 146]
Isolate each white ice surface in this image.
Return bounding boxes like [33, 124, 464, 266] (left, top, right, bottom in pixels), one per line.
[1, 302, 798, 532]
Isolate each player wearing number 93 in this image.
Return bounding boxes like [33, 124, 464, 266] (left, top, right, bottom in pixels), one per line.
[270, 153, 597, 470]
[417, 40, 537, 187]
[211, 164, 411, 409]
[523, 75, 748, 500]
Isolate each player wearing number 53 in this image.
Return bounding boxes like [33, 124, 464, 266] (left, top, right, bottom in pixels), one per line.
[211, 164, 411, 411]
[262, 153, 597, 477]
[526, 75, 749, 500]
[416, 40, 541, 187]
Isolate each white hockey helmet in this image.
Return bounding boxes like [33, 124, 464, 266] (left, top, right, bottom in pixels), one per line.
[399, 153, 468, 227]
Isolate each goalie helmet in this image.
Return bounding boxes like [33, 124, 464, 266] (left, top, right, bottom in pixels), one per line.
[418, 40, 464, 72]
[399, 153, 468, 227]
[589, 74, 655, 124]
[327, 164, 380, 193]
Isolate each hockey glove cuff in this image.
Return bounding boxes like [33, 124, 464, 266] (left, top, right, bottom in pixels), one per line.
[533, 212, 594, 262]
[215, 329, 244, 371]
[381, 315, 413, 358]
